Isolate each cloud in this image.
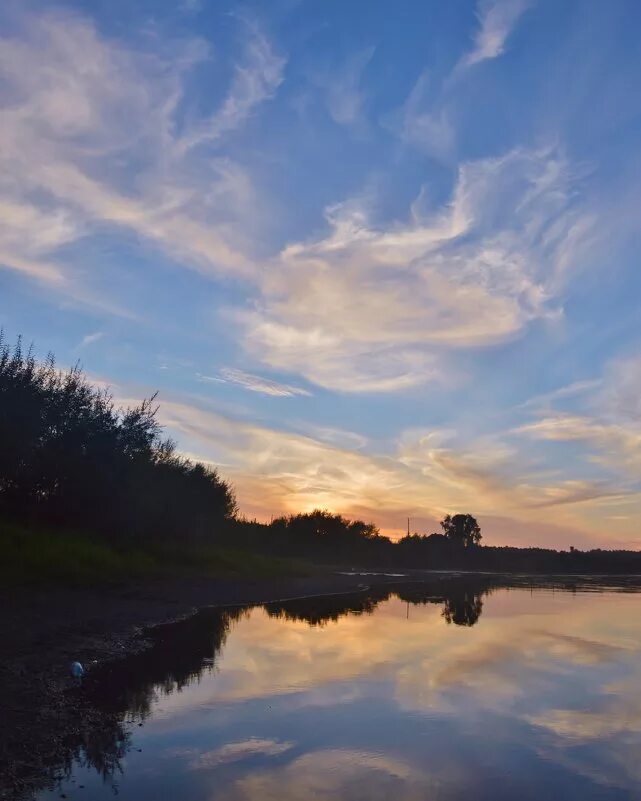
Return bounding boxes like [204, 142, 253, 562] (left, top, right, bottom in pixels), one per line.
[516, 356, 641, 477]
[70, 368, 639, 546]
[227, 749, 430, 801]
[459, 0, 532, 70]
[319, 46, 375, 129]
[217, 367, 311, 397]
[0, 7, 604, 406]
[168, 590, 641, 799]
[293, 424, 368, 450]
[126, 392, 616, 545]
[506, 357, 641, 540]
[78, 331, 104, 348]
[515, 415, 641, 474]
[0, 198, 77, 284]
[241, 148, 589, 392]
[190, 738, 293, 770]
[519, 379, 602, 410]
[598, 355, 641, 424]
[527, 702, 641, 741]
[397, 72, 455, 161]
[177, 18, 285, 152]
[522, 479, 630, 509]
[0, 8, 282, 300]
[426, 629, 620, 698]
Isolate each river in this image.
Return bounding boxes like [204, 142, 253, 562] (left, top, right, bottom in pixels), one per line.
[37, 576, 641, 800]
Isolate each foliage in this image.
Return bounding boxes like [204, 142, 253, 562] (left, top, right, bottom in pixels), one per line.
[0, 520, 309, 586]
[223, 509, 395, 564]
[0, 334, 236, 544]
[440, 513, 482, 547]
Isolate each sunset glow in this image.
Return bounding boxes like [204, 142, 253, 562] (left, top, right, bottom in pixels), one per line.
[2, 1, 640, 547]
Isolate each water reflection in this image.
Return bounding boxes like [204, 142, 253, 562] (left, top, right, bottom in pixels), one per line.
[441, 587, 484, 626]
[35, 575, 641, 801]
[264, 575, 491, 627]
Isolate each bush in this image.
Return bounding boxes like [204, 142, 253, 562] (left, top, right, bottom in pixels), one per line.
[0, 334, 236, 545]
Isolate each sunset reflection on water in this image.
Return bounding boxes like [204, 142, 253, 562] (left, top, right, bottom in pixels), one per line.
[39, 579, 641, 801]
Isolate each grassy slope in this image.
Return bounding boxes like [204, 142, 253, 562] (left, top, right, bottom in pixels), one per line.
[0, 520, 314, 587]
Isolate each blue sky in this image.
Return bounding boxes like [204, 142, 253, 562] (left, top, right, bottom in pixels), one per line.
[2, 0, 641, 547]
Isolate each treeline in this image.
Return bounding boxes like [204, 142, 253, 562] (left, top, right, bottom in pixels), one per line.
[237, 517, 641, 574]
[391, 533, 641, 574]
[2, 335, 641, 575]
[0, 336, 236, 542]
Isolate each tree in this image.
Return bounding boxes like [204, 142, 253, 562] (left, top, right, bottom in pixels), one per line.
[440, 513, 482, 548]
[0, 333, 237, 542]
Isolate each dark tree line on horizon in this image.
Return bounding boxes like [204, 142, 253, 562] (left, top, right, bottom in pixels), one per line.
[2, 335, 641, 574]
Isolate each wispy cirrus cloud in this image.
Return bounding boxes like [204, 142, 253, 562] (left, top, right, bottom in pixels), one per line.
[317, 46, 375, 130]
[127, 392, 624, 545]
[241, 147, 590, 393]
[177, 18, 285, 152]
[0, 8, 283, 299]
[519, 379, 602, 411]
[78, 331, 105, 349]
[0, 6, 601, 402]
[199, 367, 311, 397]
[459, 0, 532, 70]
[598, 355, 641, 424]
[515, 356, 641, 480]
[516, 414, 641, 473]
[397, 72, 456, 162]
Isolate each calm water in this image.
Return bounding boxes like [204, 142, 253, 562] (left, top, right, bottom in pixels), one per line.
[39, 577, 641, 800]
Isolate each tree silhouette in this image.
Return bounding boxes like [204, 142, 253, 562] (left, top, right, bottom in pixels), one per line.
[0, 334, 236, 543]
[440, 513, 482, 548]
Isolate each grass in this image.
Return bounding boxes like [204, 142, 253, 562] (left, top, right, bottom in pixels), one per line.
[0, 520, 314, 587]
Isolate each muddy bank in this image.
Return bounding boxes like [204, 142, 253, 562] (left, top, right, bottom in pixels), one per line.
[0, 571, 417, 801]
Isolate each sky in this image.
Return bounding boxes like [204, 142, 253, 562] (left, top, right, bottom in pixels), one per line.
[1, 0, 641, 548]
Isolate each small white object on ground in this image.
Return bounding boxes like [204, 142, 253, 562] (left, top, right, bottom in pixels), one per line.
[70, 661, 85, 679]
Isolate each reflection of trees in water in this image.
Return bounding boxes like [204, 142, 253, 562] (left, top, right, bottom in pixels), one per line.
[265, 594, 381, 626]
[46, 576, 498, 792]
[49, 606, 245, 793]
[77, 718, 130, 784]
[397, 577, 490, 627]
[86, 606, 246, 720]
[266, 576, 496, 628]
[441, 591, 484, 626]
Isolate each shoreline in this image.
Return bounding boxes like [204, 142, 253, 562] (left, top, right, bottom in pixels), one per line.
[0, 571, 419, 801]
[4, 569, 641, 800]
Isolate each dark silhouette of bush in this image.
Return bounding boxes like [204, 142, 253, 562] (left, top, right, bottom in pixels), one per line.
[0, 334, 236, 543]
[266, 509, 388, 562]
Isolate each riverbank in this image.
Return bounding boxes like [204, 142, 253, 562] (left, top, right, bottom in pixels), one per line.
[0, 570, 411, 801]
